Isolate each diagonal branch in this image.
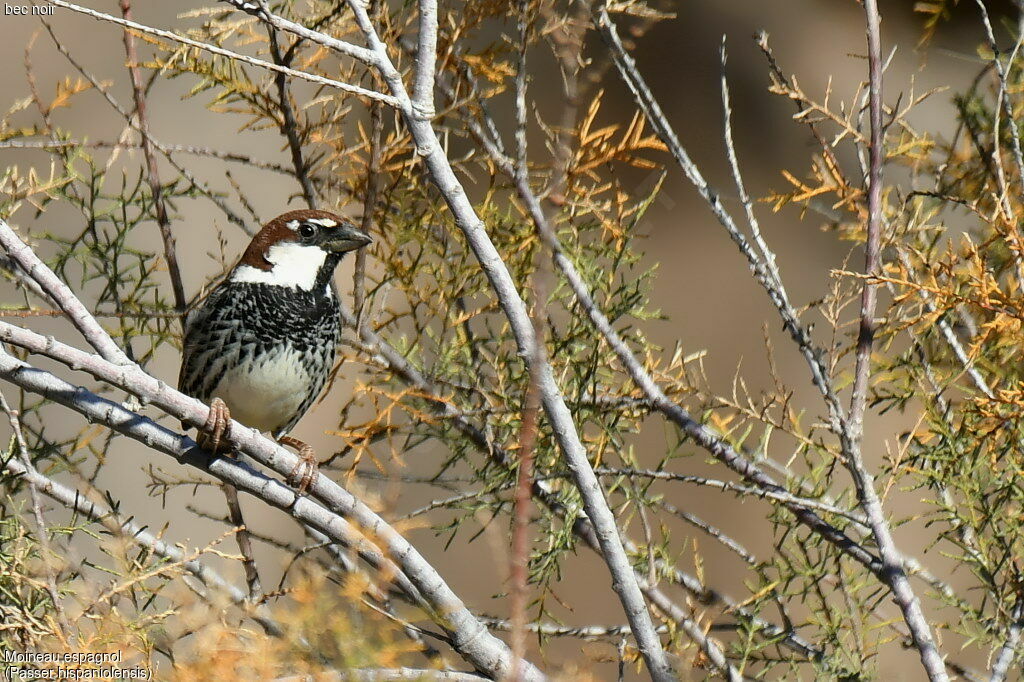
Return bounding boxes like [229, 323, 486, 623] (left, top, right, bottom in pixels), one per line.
[842, 3, 947, 680]
[118, 0, 186, 317]
[268, 27, 319, 209]
[43, 0, 398, 107]
[221, 3, 677, 679]
[990, 599, 1024, 682]
[0, 222, 129, 365]
[220, 0, 379, 67]
[0, 218, 544, 682]
[595, 7, 947, 678]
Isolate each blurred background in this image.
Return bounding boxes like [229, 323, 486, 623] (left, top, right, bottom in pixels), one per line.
[0, 1, 1013, 679]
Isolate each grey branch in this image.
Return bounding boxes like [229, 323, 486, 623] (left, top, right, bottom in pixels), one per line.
[221, 0, 379, 66]
[44, 0, 398, 106]
[0, 343, 538, 680]
[0, 217, 543, 681]
[0, 221, 129, 366]
[842, 2, 947, 680]
[413, 0, 439, 118]
[222, 2, 677, 679]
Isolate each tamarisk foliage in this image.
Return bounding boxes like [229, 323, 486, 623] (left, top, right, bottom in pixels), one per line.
[4, 0, 1024, 679]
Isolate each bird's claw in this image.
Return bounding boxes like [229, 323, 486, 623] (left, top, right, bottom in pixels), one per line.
[198, 397, 233, 455]
[279, 435, 318, 494]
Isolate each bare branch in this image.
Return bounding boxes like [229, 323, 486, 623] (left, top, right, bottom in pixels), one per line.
[975, 0, 1024, 206]
[0, 221, 130, 366]
[268, 27, 319, 209]
[413, 0, 438, 118]
[990, 600, 1024, 682]
[118, 0, 186, 316]
[221, 0, 379, 67]
[0, 218, 544, 681]
[234, 3, 677, 677]
[844, 3, 946, 679]
[720, 37, 783, 292]
[43, 0, 398, 106]
[222, 482, 264, 603]
[509, 5, 540, 675]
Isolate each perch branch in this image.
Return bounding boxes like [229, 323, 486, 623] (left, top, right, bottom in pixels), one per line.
[0, 217, 544, 681]
[227, 3, 677, 678]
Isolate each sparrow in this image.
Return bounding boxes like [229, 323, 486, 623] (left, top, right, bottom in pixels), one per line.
[178, 209, 371, 489]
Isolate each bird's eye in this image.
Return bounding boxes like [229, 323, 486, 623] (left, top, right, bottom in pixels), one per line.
[298, 223, 316, 239]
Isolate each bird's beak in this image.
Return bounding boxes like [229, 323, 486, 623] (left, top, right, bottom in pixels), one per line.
[322, 224, 372, 253]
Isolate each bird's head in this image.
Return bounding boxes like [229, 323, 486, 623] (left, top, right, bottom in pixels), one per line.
[231, 210, 371, 292]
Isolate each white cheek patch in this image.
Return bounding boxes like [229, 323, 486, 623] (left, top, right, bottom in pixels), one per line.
[306, 217, 338, 228]
[230, 241, 328, 291]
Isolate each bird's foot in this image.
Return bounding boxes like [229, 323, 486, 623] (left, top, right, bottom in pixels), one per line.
[197, 397, 233, 455]
[279, 435, 318, 494]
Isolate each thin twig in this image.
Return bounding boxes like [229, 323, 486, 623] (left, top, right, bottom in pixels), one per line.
[0, 139, 295, 174]
[43, 0, 398, 106]
[509, 347, 541, 681]
[222, 0, 379, 66]
[974, 0, 1024, 280]
[354, 0, 385, 329]
[118, 0, 186, 317]
[592, 467, 867, 526]
[268, 26, 318, 209]
[720, 37, 783, 292]
[222, 482, 264, 603]
[0, 388, 69, 636]
[509, 4, 539, 676]
[976, 0, 1024, 200]
[845, 3, 947, 679]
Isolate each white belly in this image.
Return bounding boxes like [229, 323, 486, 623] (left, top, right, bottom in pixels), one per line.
[209, 347, 314, 433]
